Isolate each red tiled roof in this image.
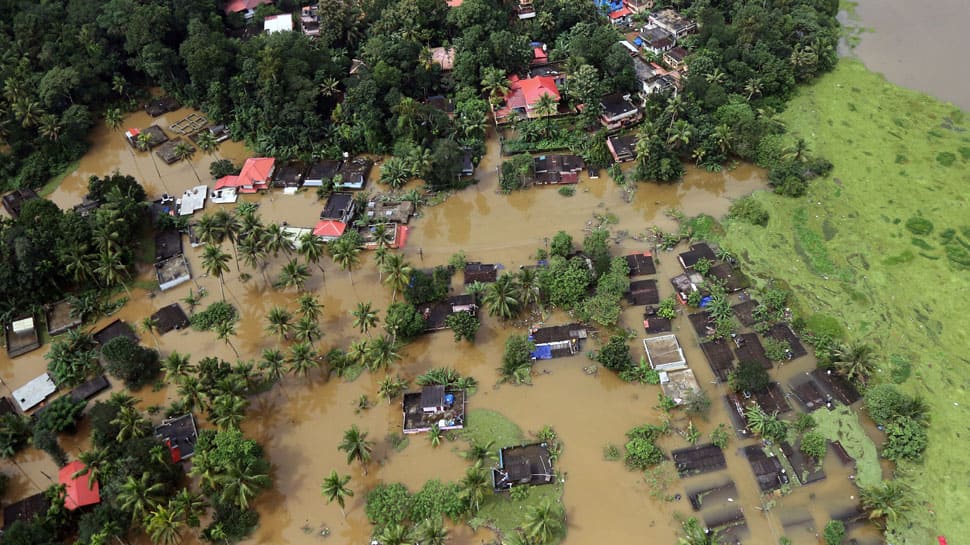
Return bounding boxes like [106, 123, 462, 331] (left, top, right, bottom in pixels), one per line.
[609, 7, 632, 18]
[214, 157, 274, 193]
[224, 0, 271, 14]
[313, 220, 346, 238]
[59, 461, 101, 511]
[533, 47, 548, 63]
[506, 75, 560, 108]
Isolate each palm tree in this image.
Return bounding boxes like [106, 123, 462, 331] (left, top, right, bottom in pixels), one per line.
[238, 232, 269, 285]
[38, 113, 62, 141]
[463, 440, 497, 464]
[321, 470, 354, 517]
[860, 480, 912, 527]
[378, 375, 408, 403]
[195, 130, 218, 157]
[744, 78, 763, 101]
[173, 141, 200, 183]
[666, 119, 693, 150]
[95, 247, 132, 298]
[482, 274, 520, 320]
[338, 425, 374, 475]
[118, 472, 166, 524]
[177, 377, 206, 412]
[516, 268, 541, 312]
[213, 210, 243, 267]
[711, 124, 733, 156]
[783, 138, 811, 162]
[201, 244, 231, 300]
[170, 489, 207, 528]
[365, 336, 400, 371]
[319, 77, 340, 98]
[215, 320, 239, 358]
[831, 342, 875, 385]
[379, 524, 415, 545]
[135, 131, 163, 182]
[146, 504, 184, 545]
[297, 294, 324, 321]
[211, 394, 247, 430]
[298, 232, 328, 275]
[677, 517, 720, 545]
[105, 108, 123, 131]
[288, 342, 319, 378]
[481, 67, 511, 103]
[264, 223, 295, 256]
[374, 246, 390, 282]
[352, 302, 379, 336]
[195, 214, 223, 246]
[330, 237, 361, 284]
[371, 223, 395, 249]
[75, 449, 110, 490]
[428, 424, 442, 447]
[347, 339, 369, 368]
[415, 517, 448, 545]
[162, 352, 195, 385]
[277, 259, 310, 292]
[523, 498, 564, 545]
[459, 462, 490, 513]
[112, 406, 149, 442]
[260, 348, 287, 386]
[381, 253, 412, 301]
[141, 316, 160, 348]
[380, 157, 412, 189]
[533, 92, 558, 118]
[292, 315, 322, 345]
[265, 307, 294, 341]
[217, 458, 270, 509]
[744, 404, 786, 442]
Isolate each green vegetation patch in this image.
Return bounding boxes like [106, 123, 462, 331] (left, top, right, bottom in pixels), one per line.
[722, 59, 970, 544]
[813, 406, 881, 488]
[461, 409, 525, 456]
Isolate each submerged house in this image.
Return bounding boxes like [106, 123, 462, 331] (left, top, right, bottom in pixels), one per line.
[422, 294, 478, 331]
[304, 160, 342, 187]
[464, 262, 499, 283]
[493, 75, 561, 123]
[599, 93, 642, 130]
[643, 333, 688, 371]
[402, 386, 466, 434]
[215, 157, 275, 193]
[533, 154, 585, 185]
[529, 323, 588, 359]
[607, 134, 638, 163]
[365, 200, 415, 224]
[321, 192, 356, 224]
[5, 316, 41, 358]
[59, 461, 101, 511]
[2, 188, 39, 218]
[492, 443, 555, 491]
[336, 158, 373, 190]
[154, 414, 199, 462]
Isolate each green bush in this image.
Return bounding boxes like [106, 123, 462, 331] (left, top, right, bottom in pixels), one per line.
[557, 186, 575, 197]
[763, 338, 791, 362]
[863, 384, 908, 426]
[385, 302, 427, 342]
[729, 361, 770, 393]
[624, 437, 664, 470]
[657, 296, 678, 319]
[410, 480, 466, 521]
[203, 500, 259, 543]
[729, 196, 770, 227]
[190, 301, 238, 332]
[596, 335, 632, 371]
[33, 428, 67, 466]
[101, 337, 161, 389]
[209, 159, 239, 179]
[365, 483, 412, 531]
[445, 311, 479, 342]
[800, 431, 826, 460]
[904, 216, 934, 236]
[0, 414, 32, 458]
[882, 417, 928, 462]
[35, 397, 87, 433]
[823, 520, 845, 545]
[45, 332, 100, 387]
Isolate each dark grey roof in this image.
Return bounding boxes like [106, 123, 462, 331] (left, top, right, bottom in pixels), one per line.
[600, 93, 638, 118]
[307, 160, 342, 181]
[420, 385, 446, 408]
[321, 192, 355, 220]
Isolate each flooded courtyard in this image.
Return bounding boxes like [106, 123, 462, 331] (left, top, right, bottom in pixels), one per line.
[2, 108, 882, 545]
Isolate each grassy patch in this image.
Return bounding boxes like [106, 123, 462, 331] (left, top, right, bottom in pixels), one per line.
[813, 406, 881, 488]
[37, 160, 79, 197]
[722, 59, 970, 544]
[461, 410, 565, 542]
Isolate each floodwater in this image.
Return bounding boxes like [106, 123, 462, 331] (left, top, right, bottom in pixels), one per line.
[846, 0, 970, 112]
[2, 110, 881, 545]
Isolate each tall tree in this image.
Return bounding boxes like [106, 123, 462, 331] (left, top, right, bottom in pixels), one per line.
[145, 503, 184, 545]
[277, 259, 310, 292]
[297, 294, 324, 321]
[381, 253, 412, 301]
[352, 302, 379, 336]
[338, 425, 374, 475]
[321, 470, 354, 517]
[260, 348, 287, 387]
[117, 472, 166, 525]
[173, 141, 200, 183]
[288, 342, 319, 378]
[201, 244, 231, 300]
[523, 498, 565, 545]
[330, 237, 361, 284]
[298, 232, 328, 276]
[483, 274, 520, 320]
[265, 306, 294, 341]
[460, 462, 490, 514]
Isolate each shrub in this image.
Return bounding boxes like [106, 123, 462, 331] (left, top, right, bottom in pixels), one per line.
[33, 428, 67, 466]
[904, 216, 933, 236]
[209, 159, 238, 179]
[618, 357, 660, 384]
[190, 301, 238, 332]
[693, 257, 713, 276]
[729, 196, 769, 226]
[203, 500, 259, 543]
[365, 483, 412, 531]
[35, 397, 87, 433]
[557, 186, 575, 197]
[445, 311, 479, 342]
[800, 431, 826, 460]
[624, 438, 664, 470]
[0, 414, 32, 458]
[385, 302, 427, 342]
[500, 335, 535, 384]
[710, 424, 730, 449]
[729, 361, 770, 394]
[404, 267, 452, 306]
[596, 335, 633, 371]
[793, 413, 817, 433]
[863, 384, 908, 426]
[823, 520, 845, 545]
[882, 417, 928, 462]
[657, 296, 678, 319]
[549, 231, 573, 258]
[46, 333, 100, 387]
[683, 390, 712, 419]
[101, 337, 161, 389]
[410, 480, 466, 521]
[763, 338, 791, 362]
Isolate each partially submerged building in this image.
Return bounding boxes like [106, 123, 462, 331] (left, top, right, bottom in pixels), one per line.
[599, 93, 641, 130]
[125, 125, 168, 149]
[272, 162, 305, 191]
[321, 192, 356, 224]
[155, 414, 200, 462]
[659, 368, 701, 405]
[529, 323, 588, 359]
[144, 96, 179, 117]
[46, 300, 81, 336]
[151, 303, 190, 334]
[2, 493, 50, 531]
[215, 157, 275, 194]
[672, 443, 727, 477]
[12, 373, 57, 412]
[2, 188, 39, 218]
[176, 185, 208, 216]
[642, 334, 687, 371]
[5, 316, 41, 358]
[627, 279, 659, 305]
[154, 137, 190, 165]
[93, 319, 138, 345]
[155, 255, 192, 291]
[678, 242, 717, 270]
[68, 375, 110, 402]
[464, 262, 499, 284]
[402, 386, 466, 434]
[336, 158, 373, 190]
[492, 443, 555, 491]
[422, 295, 478, 331]
[365, 200, 414, 224]
[607, 134, 638, 163]
[533, 154, 584, 185]
[60, 461, 102, 511]
[305, 160, 342, 187]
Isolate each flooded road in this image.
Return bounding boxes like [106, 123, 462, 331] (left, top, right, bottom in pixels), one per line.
[2, 112, 880, 545]
[846, 0, 970, 111]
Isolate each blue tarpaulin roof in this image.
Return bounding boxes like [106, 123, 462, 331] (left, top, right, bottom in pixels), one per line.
[531, 345, 553, 360]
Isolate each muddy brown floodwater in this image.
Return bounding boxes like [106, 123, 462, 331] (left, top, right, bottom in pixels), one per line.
[3, 112, 880, 545]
